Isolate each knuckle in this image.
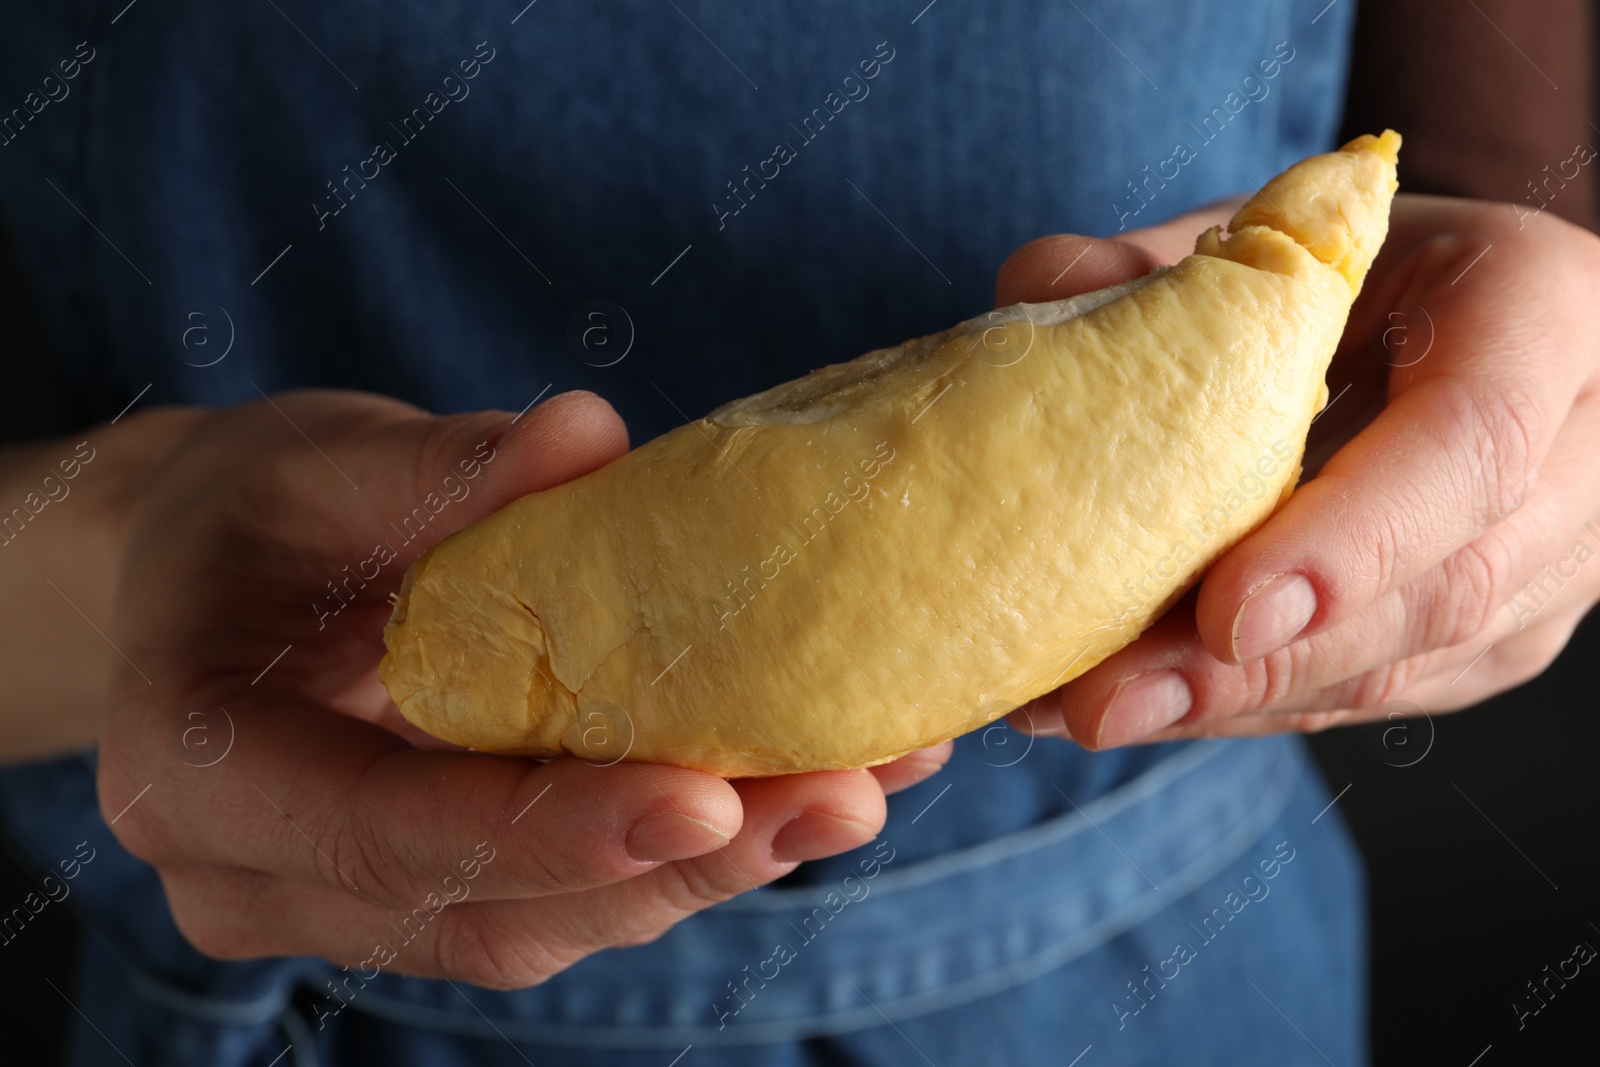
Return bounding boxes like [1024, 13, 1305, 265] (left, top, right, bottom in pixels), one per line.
[1423, 536, 1517, 647]
[1442, 379, 1541, 525]
[611, 924, 671, 950]
[164, 882, 261, 962]
[1572, 224, 1600, 297]
[1487, 396, 1542, 519]
[1286, 709, 1354, 735]
[409, 414, 493, 514]
[432, 913, 573, 991]
[515, 844, 589, 895]
[240, 422, 339, 517]
[558, 866, 729, 954]
[542, 864, 736, 955]
[1486, 204, 1550, 248]
[323, 812, 408, 906]
[99, 795, 163, 864]
[410, 420, 461, 505]
[651, 858, 736, 916]
[97, 769, 176, 867]
[1232, 639, 1320, 714]
[249, 444, 304, 500]
[1518, 204, 1590, 255]
[1343, 656, 1426, 711]
[1362, 489, 1415, 597]
[1497, 631, 1569, 690]
[172, 917, 251, 961]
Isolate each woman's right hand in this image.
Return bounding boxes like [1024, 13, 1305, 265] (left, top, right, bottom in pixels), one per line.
[96, 389, 948, 989]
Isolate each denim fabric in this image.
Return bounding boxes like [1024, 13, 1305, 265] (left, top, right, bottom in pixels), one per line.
[0, 2, 1364, 1064]
[0, 1, 1352, 434]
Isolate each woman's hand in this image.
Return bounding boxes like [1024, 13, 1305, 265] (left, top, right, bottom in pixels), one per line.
[96, 390, 947, 989]
[997, 193, 1600, 747]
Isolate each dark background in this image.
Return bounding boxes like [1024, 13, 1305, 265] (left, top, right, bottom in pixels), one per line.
[2, 6, 1597, 1063]
[1307, 633, 1600, 1062]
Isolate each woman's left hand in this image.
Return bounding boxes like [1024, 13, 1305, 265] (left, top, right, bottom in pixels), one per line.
[998, 192, 1600, 748]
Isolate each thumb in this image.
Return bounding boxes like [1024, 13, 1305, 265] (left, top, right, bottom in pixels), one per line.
[361, 390, 629, 566]
[995, 235, 1165, 306]
[474, 390, 630, 514]
[995, 198, 1250, 307]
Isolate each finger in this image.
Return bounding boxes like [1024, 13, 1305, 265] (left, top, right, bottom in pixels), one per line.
[116, 389, 634, 690]
[166, 771, 887, 988]
[355, 388, 630, 564]
[1143, 584, 1595, 743]
[1129, 663, 1437, 741]
[428, 769, 886, 988]
[1116, 197, 1249, 262]
[1138, 707, 1361, 741]
[1396, 599, 1590, 713]
[1174, 390, 1600, 723]
[1010, 592, 1199, 750]
[1193, 220, 1600, 666]
[867, 741, 953, 795]
[231, 388, 625, 567]
[1019, 441, 1600, 749]
[995, 235, 1164, 305]
[103, 702, 747, 907]
[473, 389, 630, 511]
[996, 198, 1246, 294]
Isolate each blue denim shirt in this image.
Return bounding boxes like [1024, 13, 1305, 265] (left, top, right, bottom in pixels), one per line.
[0, 3, 1365, 1064]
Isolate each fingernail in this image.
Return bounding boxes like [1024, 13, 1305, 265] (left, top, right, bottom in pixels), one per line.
[1022, 699, 1072, 738]
[1095, 670, 1192, 749]
[625, 811, 730, 864]
[1231, 573, 1317, 662]
[895, 748, 952, 776]
[770, 812, 876, 864]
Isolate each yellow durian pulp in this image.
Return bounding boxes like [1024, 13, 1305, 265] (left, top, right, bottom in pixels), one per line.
[380, 131, 1401, 775]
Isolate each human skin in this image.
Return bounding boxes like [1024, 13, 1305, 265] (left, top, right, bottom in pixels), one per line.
[0, 391, 948, 988]
[1002, 193, 1600, 748]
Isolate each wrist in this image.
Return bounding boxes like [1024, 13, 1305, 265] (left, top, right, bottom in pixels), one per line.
[0, 406, 205, 760]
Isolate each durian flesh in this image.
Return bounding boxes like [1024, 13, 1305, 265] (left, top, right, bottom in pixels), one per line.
[380, 131, 1401, 776]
